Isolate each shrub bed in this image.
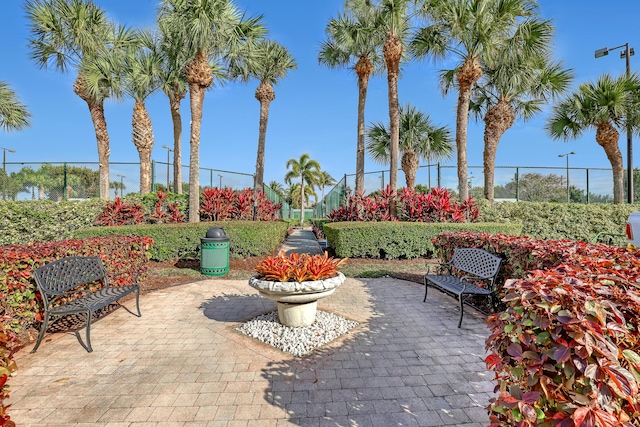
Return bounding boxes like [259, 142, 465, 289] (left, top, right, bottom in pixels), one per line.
[72, 221, 289, 261]
[325, 222, 522, 259]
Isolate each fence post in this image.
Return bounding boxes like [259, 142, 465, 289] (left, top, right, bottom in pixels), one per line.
[151, 160, 155, 191]
[515, 167, 519, 201]
[586, 169, 590, 204]
[437, 163, 441, 188]
[63, 162, 67, 200]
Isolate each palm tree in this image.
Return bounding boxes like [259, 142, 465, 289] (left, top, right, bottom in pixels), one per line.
[284, 154, 321, 225]
[158, 0, 265, 222]
[468, 18, 573, 201]
[411, 0, 538, 200]
[367, 103, 453, 190]
[158, 19, 189, 194]
[316, 171, 336, 216]
[120, 30, 163, 194]
[287, 182, 318, 210]
[319, 0, 384, 195]
[546, 73, 640, 204]
[26, 0, 134, 200]
[0, 82, 31, 131]
[230, 39, 297, 191]
[267, 180, 284, 198]
[377, 0, 412, 197]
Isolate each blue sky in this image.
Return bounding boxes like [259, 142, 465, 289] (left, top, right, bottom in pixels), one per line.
[2, 0, 639, 195]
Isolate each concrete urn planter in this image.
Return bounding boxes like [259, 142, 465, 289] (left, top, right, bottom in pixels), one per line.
[248, 272, 346, 327]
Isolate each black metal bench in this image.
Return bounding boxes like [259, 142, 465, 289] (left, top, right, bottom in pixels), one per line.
[31, 256, 141, 353]
[424, 248, 502, 328]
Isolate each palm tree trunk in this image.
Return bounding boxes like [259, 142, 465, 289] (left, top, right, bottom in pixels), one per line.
[456, 57, 483, 201]
[483, 101, 515, 201]
[299, 177, 305, 226]
[132, 99, 155, 194]
[169, 92, 184, 194]
[254, 81, 275, 192]
[86, 100, 110, 201]
[355, 57, 372, 195]
[384, 33, 402, 217]
[596, 123, 624, 203]
[401, 150, 419, 190]
[187, 85, 205, 222]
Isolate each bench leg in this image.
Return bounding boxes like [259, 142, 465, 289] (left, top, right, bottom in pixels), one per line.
[457, 294, 465, 328]
[134, 287, 141, 317]
[423, 278, 429, 302]
[74, 310, 94, 353]
[30, 311, 50, 354]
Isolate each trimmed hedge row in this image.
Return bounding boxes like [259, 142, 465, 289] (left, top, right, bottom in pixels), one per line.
[323, 221, 523, 259]
[0, 200, 105, 246]
[72, 220, 289, 261]
[477, 199, 636, 243]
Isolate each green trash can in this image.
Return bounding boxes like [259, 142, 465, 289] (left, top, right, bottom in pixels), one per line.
[200, 227, 229, 276]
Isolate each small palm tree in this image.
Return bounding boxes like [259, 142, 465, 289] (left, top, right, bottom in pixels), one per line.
[284, 154, 321, 225]
[267, 181, 284, 198]
[411, 0, 538, 200]
[367, 103, 453, 190]
[158, 0, 265, 222]
[319, 0, 384, 194]
[468, 18, 573, 200]
[120, 30, 163, 194]
[0, 81, 31, 131]
[316, 171, 336, 216]
[546, 73, 640, 204]
[230, 39, 297, 191]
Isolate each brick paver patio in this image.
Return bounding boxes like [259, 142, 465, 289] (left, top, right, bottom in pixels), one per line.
[8, 274, 494, 426]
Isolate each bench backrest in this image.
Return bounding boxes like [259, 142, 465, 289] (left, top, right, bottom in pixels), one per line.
[33, 256, 107, 297]
[451, 248, 502, 280]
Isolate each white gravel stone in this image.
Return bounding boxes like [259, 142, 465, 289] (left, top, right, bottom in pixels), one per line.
[235, 310, 359, 357]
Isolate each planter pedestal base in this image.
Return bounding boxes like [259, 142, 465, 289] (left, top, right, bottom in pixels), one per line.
[277, 301, 317, 327]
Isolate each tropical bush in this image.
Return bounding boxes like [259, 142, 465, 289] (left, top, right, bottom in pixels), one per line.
[254, 251, 347, 282]
[328, 186, 479, 223]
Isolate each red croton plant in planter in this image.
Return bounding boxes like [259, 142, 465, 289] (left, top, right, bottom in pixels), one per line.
[254, 251, 347, 282]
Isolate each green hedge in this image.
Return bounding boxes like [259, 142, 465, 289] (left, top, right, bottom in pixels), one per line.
[72, 220, 289, 261]
[0, 199, 105, 246]
[324, 221, 523, 259]
[477, 200, 637, 243]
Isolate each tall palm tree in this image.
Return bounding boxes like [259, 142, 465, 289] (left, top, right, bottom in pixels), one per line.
[230, 39, 297, 191]
[287, 182, 318, 210]
[319, 0, 384, 195]
[468, 18, 573, 201]
[377, 0, 413, 197]
[158, 19, 189, 194]
[411, 0, 538, 200]
[366, 103, 453, 190]
[26, 0, 134, 200]
[0, 82, 31, 131]
[158, 0, 265, 222]
[120, 30, 163, 194]
[284, 153, 321, 225]
[546, 73, 640, 204]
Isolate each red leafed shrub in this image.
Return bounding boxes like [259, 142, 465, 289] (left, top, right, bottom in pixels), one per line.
[0, 317, 21, 427]
[0, 235, 153, 332]
[253, 191, 282, 221]
[200, 187, 235, 221]
[233, 188, 254, 220]
[485, 248, 640, 426]
[254, 251, 347, 282]
[95, 197, 146, 226]
[328, 186, 478, 223]
[149, 190, 185, 224]
[199, 188, 281, 222]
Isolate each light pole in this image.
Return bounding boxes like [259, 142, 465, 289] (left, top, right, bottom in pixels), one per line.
[595, 43, 634, 203]
[559, 152, 576, 203]
[1, 146, 16, 200]
[218, 174, 223, 189]
[161, 145, 173, 191]
[116, 174, 125, 197]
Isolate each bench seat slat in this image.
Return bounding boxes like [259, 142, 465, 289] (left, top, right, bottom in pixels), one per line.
[423, 274, 492, 296]
[49, 285, 140, 316]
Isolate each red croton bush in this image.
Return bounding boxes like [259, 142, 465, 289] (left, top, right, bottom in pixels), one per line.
[328, 186, 479, 223]
[432, 231, 640, 425]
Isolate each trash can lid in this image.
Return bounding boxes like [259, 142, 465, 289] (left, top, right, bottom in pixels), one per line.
[206, 226, 227, 239]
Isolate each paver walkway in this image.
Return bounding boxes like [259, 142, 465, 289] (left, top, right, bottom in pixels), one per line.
[7, 230, 495, 426]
